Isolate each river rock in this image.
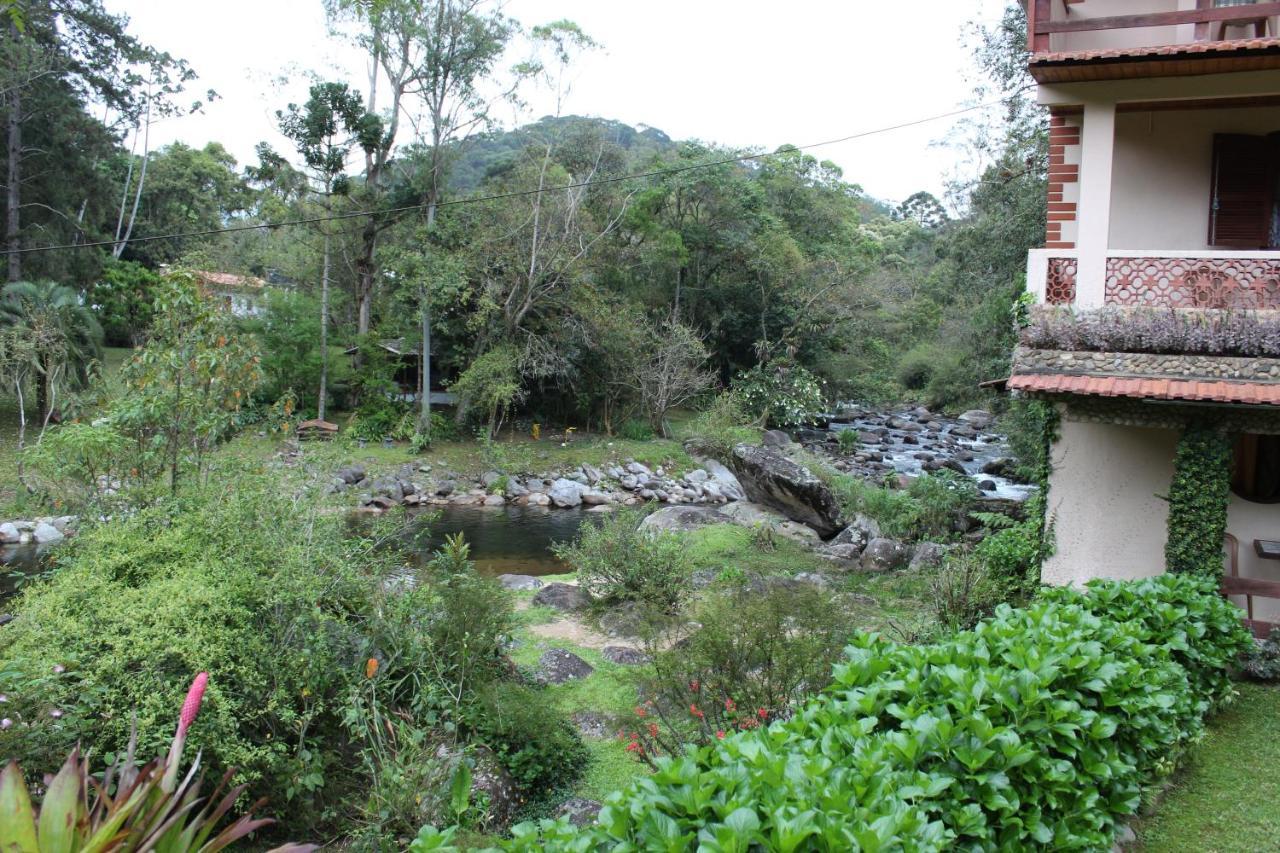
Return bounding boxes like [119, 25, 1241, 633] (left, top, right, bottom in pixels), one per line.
[497, 574, 544, 591]
[483, 494, 506, 507]
[729, 444, 842, 537]
[0, 523, 19, 544]
[433, 745, 519, 828]
[640, 506, 732, 535]
[761, 429, 793, 449]
[910, 542, 950, 570]
[549, 478, 587, 508]
[980, 457, 1020, 479]
[33, 522, 64, 544]
[830, 514, 880, 554]
[581, 464, 604, 485]
[527, 492, 551, 506]
[581, 489, 613, 506]
[555, 798, 603, 828]
[860, 538, 909, 572]
[481, 470, 503, 488]
[700, 458, 746, 502]
[601, 646, 651, 666]
[958, 409, 995, 428]
[626, 462, 652, 476]
[533, 583, 590, 612]
[335, 464, 366, 484]
[435, 480, 456, 497]
[536, 648, 594, 685]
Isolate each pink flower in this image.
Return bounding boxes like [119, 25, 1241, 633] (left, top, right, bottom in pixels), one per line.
[48, 709, 63, 719]
[0, 718, 11, 729]
[178, 672, 208, 737]
[52, 665, 65, 674]
[716, 730, 725, 740]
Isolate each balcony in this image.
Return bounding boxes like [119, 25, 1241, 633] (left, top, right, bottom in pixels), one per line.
[1027, 249, 1280, 309]
[1028, 0, 1280, 83]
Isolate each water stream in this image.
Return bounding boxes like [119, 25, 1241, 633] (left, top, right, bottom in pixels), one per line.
[400, 504, 596, 577]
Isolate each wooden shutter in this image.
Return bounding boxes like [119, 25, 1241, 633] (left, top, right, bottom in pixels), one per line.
[1209, 134, 1273, 249]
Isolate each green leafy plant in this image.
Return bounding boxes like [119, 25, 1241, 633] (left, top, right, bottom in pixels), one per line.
[552, 509, 690, 608]
[452, 575, 1249, 851]
[732, 361, 825, 428]
[465, 683, 588, 803]
[830, 471, 975, 542]
[1165, 422, 1232, 578]
[835, 428, 859, 454]
[678, 390, 759, 459]
[0, 673, 312, 853]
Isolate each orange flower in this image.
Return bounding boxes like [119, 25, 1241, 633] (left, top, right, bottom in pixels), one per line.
[365, 658, 379, 679]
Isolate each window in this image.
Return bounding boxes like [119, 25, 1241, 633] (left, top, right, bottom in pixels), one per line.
[1232, 433, 1280, 503]
[1209, 134, 1276, 249]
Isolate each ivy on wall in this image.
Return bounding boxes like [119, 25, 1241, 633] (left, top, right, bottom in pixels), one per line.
[1165, 423, 1232, 578]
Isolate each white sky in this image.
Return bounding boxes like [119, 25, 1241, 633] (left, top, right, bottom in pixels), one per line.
[106, 0, 1012, 205]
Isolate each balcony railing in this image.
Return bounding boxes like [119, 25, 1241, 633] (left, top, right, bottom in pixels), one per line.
[1027, 249, 1280, 309]
[1028, 0, 1280, 54]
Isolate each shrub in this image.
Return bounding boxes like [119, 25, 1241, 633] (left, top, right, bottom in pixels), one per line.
[835, 428, 859, 454]
[678, 390, 759, 459]
[830, 471, 975, 542]
[732, 361, 826, 428]
[473, 575, 1247, 851]
[627, 584, 854, 764]
[929, 555, 1001, 630]
[1165, 423, 1232, 578]
[0, 471, 389, 834]
[552, 509, 691, 608]
[969, 493, 1052, 602]
[1240, 628, 1280, 681]
[466, 683, 588, 800]
[895, 343, 938, 391]
[616, 418, 655, 441]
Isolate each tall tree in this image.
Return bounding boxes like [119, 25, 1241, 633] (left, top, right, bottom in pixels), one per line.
[0, 279, 103, 423]
[277, 81, 380, 422]
[0, 1, 197, 280]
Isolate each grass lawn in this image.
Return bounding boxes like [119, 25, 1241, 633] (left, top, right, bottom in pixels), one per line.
[1136, 681, 1280, 852]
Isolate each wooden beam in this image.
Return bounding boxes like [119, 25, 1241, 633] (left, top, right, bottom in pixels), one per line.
[1036, 2, 1280, 35]
[1222, 575, 1280, 598]
[1033, 0, 1052, 52]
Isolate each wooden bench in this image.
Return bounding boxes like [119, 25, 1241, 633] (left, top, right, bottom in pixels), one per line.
[1223, 534, 1280, 637]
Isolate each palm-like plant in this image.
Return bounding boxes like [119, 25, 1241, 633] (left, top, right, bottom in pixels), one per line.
[0, 281, 105, 421]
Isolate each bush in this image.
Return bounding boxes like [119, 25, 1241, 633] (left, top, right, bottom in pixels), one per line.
[929, 555, 1001, 631]
[0, 471, 387, 833]
[678, 390, 759, 459]
[466, 683, 588, 800]
[480, 575, 1248, 851]
[616, 418, 655, 441]
[835, 428, 859, 454]
[732, 361, 826, 428]
[969, 493, 1052, 603]
[1240, 628, 1280, 681]
[830, 471, 975, 542]
[552, 509, 691, 608]
[627, 584, 854, 763]
[1023, 305, 1280, 358]
[895, 343, 938, 391]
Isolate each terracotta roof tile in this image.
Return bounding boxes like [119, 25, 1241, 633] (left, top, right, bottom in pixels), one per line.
[1007, 374, 1280, 406]
[1030, 36, 1280, 64]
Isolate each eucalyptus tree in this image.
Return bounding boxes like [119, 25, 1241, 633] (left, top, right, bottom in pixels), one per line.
[277, 81, 380, 421]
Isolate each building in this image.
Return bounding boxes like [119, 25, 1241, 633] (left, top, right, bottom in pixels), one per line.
[1011, 0, 1280, 634]
[190, 270, 270, 318]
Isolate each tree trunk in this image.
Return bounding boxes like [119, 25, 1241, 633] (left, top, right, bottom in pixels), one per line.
[319, 227, 331, 422]
[418, 283, 431, 431]
[6, 84, 21, 282]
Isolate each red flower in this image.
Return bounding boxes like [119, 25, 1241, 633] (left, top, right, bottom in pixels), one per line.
[716, 730, 725, 739]
[625, 741, 641, 753]
[757, 708, 768, 720]
[690, 704, 704, 720]
[648, 723, 659, 738]
[689, 680, 700, 692]
[634, 706, 647, 718]
[724, 698, 736, 712]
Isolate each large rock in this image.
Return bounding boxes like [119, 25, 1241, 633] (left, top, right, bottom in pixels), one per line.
[536, 648, 594, 685]
[958, 409, 995, 428]
[700, 458, 746, 502]
[555, 797, 603, 828]
[33, 522, 64, 544]
[497, 574, 544, 591]
[433, 745, 519, 828]
[829, 514, 881, 554]
[761, 429, 793, 449]
[729, 445, 842, 538]
[601, 646, 650, 666]
[717, 501, 822, 545]
[532, 583, 590, 612]
[860, 538, 909, 572]
[639, 506, 732, 535]
[335, 464, 366, 485]
[548, 478, 587, 508]
[909, 542, 950, 570]
[0, 523, 19, 544]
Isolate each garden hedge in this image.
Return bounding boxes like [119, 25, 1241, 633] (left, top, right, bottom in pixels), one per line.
[461, 574, 1252, 852]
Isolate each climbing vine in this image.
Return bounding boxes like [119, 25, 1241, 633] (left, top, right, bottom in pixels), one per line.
[1165, 422, 1232, 578]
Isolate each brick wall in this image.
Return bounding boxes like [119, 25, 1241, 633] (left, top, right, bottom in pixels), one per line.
[1047, 110, 1082, 249]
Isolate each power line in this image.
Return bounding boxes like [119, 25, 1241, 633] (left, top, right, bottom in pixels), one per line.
[0, 85, 1035, 258]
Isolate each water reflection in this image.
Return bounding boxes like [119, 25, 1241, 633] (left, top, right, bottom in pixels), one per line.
[400, 504, 597, 577]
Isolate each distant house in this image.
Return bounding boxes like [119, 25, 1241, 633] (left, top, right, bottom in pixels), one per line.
[191, 270, 269, 318]
[1011, 0, 1280, 634]
[343, 338, 457, 405]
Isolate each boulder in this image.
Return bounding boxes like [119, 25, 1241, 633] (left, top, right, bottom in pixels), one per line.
[581, 489, 613, 506]
[717, 501, 822, 545]
[598, 601, 652, 638]
[435, 480, 457, 497]
[548, 478, 587, 508]
[335, 465, 366, 485]
[910, 542, 950, 570]
[0, 523, 19, 544]
[481, 470, 503, 488]
[527, 492, 551, 506]
[700, 458, 746, 502]
[433, 745, 519, 828]
[830, 514, 881, 554]
[958, 409, 995, 428]
[860, 538, 909, 572]
[639, 506, 733, 535]
[532, 583, 590, 612]
[625, 462, 652, 476]
[33, 522, 64, 544]
[980, 457, 1020, 479]
[506, 478, 530, 498]
[497, 574, 544, 591]
[601, 646, 651, 666]
[761, 429, 792, 449]
[536, 648, 595, 685]
[483, 494, 506, 507]
[571, 711, 613, 739]
[729, 445, 842, 537]
[555, 798, 603, 828]
[815, 543, 863, 565]
[580, 464, 604, 485]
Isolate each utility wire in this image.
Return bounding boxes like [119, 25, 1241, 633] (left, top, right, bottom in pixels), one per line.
[0, 85, 1035, 258]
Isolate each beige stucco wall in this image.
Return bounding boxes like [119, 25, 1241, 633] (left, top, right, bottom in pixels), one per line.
[1109, 106, 1280, 249]
[1226, 494, 1280, 624]
[1042, 418, 1178, 587]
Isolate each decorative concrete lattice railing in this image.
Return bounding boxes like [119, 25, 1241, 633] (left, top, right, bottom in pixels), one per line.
[1030, 251, 1280, 310]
